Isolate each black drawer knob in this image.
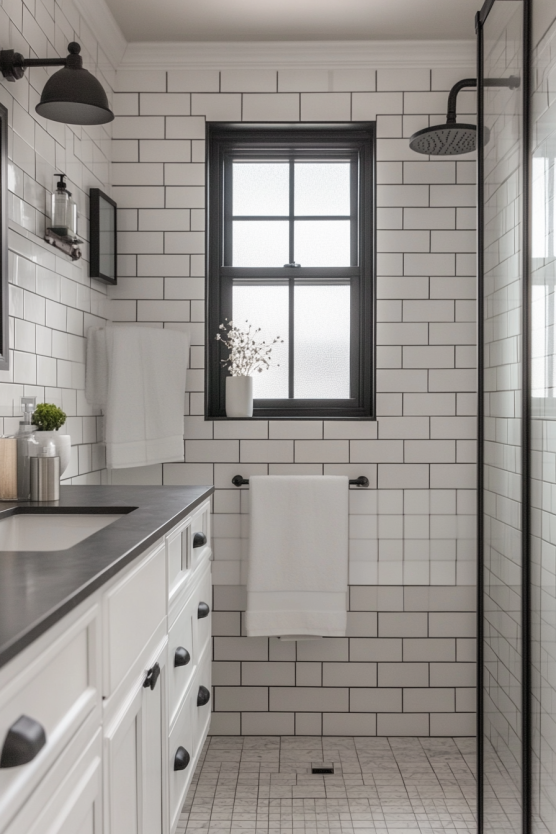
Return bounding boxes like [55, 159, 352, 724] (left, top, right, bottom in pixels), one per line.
[143, 662, 161, 690]
[197, 602, 210, 619]
[193, 532, 207, 548]
[174, 647, 191, 667]
[197, 685, 211, 707]
[0, 715, 46, 768]
[174, 746, 190, 771]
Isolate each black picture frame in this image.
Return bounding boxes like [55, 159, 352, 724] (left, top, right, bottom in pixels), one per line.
[90, 188, 117, 284]
[0, 103, 8, 371]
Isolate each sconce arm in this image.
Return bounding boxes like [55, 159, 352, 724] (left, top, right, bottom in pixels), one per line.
[0, 49, 66, 82]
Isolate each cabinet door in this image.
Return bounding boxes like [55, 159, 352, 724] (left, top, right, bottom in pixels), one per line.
[103, 540, 166, 702]
[142, 642, 168, 834]
[104, 640, 168, 834]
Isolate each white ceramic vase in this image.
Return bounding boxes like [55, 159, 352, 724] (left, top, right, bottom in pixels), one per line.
[225, 376, 253, 418]
[34, 431, 71, 476]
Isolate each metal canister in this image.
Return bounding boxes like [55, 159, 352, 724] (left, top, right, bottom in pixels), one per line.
[30, 456, 60, 502]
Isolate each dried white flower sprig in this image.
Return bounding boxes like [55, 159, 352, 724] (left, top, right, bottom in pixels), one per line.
[216, 319, 283, 377]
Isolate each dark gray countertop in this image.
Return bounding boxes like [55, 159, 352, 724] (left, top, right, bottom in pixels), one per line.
[0, 485, 214, 669]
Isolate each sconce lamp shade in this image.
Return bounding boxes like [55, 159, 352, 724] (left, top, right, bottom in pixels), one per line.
[35, 44, 114, 126]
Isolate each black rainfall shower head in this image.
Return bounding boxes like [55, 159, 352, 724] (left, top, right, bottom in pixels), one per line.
[409, 77, 478, 157]
[408, 75, 519, 157]
[409, 122, 477, 156]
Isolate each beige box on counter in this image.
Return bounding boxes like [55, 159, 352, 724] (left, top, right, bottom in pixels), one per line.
[0, 438, 18, 501]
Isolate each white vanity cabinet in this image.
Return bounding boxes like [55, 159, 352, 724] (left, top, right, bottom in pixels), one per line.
[0, 497, 213, 834]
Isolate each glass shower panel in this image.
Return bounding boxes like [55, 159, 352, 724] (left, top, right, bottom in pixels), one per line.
[481, 2, 525, 833]
[531, 4, 556, 831]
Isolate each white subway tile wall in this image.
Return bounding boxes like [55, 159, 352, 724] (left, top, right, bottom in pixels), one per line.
[110, 63, 478, 734]
[209, 584, 476, 736]
[1, 0, 114, 482]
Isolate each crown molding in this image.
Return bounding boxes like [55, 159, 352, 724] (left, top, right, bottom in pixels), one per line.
[75, 0, 127, 69]
[119, 39, 476, 70]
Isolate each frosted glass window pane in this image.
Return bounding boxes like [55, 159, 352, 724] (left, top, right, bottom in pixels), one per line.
[233, 163, 289, 216]
[233, 221, 289, 267]
[294, 285, 350, 399]
[232, 285, 289, 398]
[294, 221, 351, 266]
[294, 162, 351, 216]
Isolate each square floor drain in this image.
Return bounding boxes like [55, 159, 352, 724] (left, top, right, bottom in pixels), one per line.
[311, 762, 334, 774]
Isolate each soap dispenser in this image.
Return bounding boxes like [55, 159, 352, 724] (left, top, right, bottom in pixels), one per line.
[50, 174, 77, 238]
[16, 397, 39, 500]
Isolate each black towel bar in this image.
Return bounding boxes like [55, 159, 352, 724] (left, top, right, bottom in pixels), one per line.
[231, 475, 369, 488]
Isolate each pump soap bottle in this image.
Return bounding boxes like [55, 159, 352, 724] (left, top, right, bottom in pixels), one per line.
[17, 397, 38, 501]
[50, 174, 77, 238]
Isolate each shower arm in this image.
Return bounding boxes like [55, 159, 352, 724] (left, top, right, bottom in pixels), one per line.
[445, 75, 520, 123]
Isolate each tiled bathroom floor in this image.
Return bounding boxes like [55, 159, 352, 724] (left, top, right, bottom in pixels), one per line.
[178, 736, 476, 833]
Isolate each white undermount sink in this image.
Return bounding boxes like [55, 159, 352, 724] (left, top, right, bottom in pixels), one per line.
[0, 514, 124, 551]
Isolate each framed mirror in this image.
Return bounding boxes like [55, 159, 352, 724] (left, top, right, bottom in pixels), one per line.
[0, 103, 8, 370]
[90, 188, 117, 284]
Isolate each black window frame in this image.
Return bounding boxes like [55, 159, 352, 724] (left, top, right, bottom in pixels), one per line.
[205, 122, 376, 420]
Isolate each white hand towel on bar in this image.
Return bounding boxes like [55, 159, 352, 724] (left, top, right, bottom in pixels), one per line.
[85, 325, 189, 469]
[246, 475, 349, 638]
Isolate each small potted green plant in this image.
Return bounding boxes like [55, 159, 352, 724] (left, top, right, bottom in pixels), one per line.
[32, 403, 71, 475]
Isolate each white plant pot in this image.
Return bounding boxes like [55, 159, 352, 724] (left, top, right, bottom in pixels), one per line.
[34, 431, 71, 476]
[226, 376, 253, 418]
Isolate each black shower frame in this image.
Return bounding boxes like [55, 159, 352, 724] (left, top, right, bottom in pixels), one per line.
[476, 0, 532, 832]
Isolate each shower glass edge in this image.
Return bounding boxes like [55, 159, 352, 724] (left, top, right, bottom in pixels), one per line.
[478, 0, 528, 832]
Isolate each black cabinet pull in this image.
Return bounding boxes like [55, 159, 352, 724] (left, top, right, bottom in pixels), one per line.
[197, 685, 211, 707]
[0, 715, 46, 768]
[174, 647, 191, 667]
[174, 746, 190, 771]
[193, 532, 207, 548]
[197, 602, 210, 619]
[143, 662, 161, 690]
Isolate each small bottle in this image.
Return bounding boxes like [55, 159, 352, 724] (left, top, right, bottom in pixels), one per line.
[17, 398, 38, 501]
[50, 174, 77, 238]
[31, 442, 60, 502]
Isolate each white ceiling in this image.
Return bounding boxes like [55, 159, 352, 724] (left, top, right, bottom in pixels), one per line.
[106, 0, 480, 43]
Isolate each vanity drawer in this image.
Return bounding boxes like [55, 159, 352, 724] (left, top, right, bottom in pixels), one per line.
[191, 643, 211, 761]
[167, 591, 196, 727]
[3, 716, 102, 834]
[0, 605, 100, 829]
[103, 540, 166, 699]
[168, 684, 194, 834]
[166, 517, 191, 607]
[194, 565, 212, 661]
[189, 500, 211, 571]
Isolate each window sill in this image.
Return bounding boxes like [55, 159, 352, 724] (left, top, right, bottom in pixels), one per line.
[205, 415, 377, 421]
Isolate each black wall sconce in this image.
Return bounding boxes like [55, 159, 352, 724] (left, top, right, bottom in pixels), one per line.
[0, 42, 114, 126]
